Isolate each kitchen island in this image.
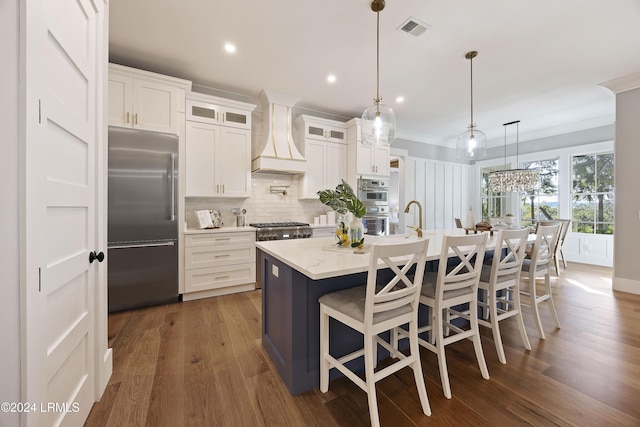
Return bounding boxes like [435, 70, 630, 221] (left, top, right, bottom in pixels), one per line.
[257, 230, 497, 395]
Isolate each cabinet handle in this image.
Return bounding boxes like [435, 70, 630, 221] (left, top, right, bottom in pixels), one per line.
[215, 237, 231, 241]
[222, 184, 225, 194]
[215, 275, 231, 280]
[135, 113, 138, 125]
[217, 184, 220, 193]
[214, 254, 230, 258]
[126, 112, 130, 123]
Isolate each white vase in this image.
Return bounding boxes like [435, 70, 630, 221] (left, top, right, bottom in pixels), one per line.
[466, 208, 475, 229]
[349, 215, 364, 247]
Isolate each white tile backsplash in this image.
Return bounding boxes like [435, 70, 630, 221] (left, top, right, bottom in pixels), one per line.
[185, 172, 334, 228]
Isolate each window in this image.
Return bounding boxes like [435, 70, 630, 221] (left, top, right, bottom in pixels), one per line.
[481, 167, 509, 220]
[571, 152, 614, 234]
[519, 159, 559, 227]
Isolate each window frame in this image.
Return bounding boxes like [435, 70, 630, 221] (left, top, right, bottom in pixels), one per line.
[570, 151, 615, 235]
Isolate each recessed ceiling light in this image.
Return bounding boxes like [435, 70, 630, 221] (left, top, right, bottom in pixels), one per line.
[396, 96, 405, 103]
[327, 74, 336, 83]
[224, 43, 236, 53]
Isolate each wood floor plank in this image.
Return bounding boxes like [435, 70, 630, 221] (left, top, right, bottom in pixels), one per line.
[85, 263, 640, 426]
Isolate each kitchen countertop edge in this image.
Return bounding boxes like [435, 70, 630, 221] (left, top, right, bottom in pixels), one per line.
[185, 226, 257, 235]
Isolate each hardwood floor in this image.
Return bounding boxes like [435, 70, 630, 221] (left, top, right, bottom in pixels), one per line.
[85, 263, 640, 426]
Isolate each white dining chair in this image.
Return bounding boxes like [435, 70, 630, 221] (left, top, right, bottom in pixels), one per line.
[521, 224, 561, 339]
[554, 219, 571, 273]
[477, 228, 531, 364]
[535, 220, 569, 276]
[403, 233, 489, 399]
[319, 238, 431, 427]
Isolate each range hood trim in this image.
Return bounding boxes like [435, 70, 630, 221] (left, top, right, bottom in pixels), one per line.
[251, 155, 306, 174]
[252, 90, 307, 175]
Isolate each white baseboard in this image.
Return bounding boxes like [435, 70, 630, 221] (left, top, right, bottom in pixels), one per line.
[182, 283, 256, 301]
[613, 276, 640, 295]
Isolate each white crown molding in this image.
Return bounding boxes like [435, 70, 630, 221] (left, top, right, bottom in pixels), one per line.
[599, 71, 640, 94]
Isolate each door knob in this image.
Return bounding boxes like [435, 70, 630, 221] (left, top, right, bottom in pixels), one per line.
[89, 251, 105, 263]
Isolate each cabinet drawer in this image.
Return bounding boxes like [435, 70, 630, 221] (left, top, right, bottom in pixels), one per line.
[185, 263, 256, 293]
[186, 244, 255, 269]
[186, 232, 255, 247]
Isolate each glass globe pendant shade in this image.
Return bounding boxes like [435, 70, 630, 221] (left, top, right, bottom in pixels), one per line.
[361, 101, 396, 146]
[456, 125, 487, 160]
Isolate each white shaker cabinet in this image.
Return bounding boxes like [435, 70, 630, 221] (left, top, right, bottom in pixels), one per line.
[184, 230, 256, 300]
[108, 64, 190, 133]
[356, 143, 390, 176]
[346, 118, 390, 186]
[185, 94, 255, 198]
[295, 115, 347, 199]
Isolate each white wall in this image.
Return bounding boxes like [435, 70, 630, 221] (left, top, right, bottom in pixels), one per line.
[0, 1, 22, 426]
[404, 157, 472, 231]
[609, 82, 640, 293]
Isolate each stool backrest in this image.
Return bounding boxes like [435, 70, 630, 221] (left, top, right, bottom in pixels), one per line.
[435, 233, 487, 301]
[488, 228, 529, 283]
[530, 224, 560, 268]
[364, 239, 429, 325]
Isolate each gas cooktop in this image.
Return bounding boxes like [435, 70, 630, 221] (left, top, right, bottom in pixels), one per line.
[250, 222, 312, 241]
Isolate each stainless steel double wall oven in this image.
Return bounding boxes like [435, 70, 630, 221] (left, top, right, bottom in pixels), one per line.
[359, 178, 390, 236]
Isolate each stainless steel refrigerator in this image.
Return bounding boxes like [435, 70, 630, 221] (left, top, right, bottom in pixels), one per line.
[108, 126, 179, 312]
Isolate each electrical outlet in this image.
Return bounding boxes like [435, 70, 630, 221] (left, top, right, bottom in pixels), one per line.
[272, 264, 279, 278]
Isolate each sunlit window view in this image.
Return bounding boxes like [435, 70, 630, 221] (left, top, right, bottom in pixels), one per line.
[519, 159, 559, 227]
[571, 152, 614, 234]
[481, 168, 509, 219]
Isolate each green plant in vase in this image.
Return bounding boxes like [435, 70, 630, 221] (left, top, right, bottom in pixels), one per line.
[317, 180, 366, 248]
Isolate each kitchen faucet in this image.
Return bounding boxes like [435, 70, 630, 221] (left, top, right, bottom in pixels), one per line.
[404, 200, 423, 237]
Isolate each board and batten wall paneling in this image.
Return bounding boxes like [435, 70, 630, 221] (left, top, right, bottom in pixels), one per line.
[404, 157, 472, 231]
[404, 158, 417, 230]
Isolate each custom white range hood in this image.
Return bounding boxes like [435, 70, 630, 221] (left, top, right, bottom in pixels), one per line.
[251, 90, 306, 174]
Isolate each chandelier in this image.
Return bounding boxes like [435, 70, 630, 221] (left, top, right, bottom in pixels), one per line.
[488, 120, 539, 192]
[361, 0, 396, 146]
[456, 51, 487, 160]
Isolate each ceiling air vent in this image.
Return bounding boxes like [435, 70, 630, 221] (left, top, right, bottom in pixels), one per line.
[398, 17, 431, 37]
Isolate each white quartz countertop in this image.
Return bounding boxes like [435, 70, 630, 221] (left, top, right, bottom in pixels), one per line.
[185, 226, 257, 235]
[255, 229, 501, 281]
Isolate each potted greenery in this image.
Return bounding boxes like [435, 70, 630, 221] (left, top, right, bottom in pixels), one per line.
[317, 180, 366, 248]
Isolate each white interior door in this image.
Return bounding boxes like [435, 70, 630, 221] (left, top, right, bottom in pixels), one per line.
[23, 0, 101, 425]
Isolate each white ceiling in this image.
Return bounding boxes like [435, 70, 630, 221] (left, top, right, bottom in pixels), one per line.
[109, 0, 640, 148]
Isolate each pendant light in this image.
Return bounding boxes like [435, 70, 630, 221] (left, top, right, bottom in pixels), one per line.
[488, 120, 539, 192]
[456, 51, 487, 160]
[361, 0, 396, 146]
